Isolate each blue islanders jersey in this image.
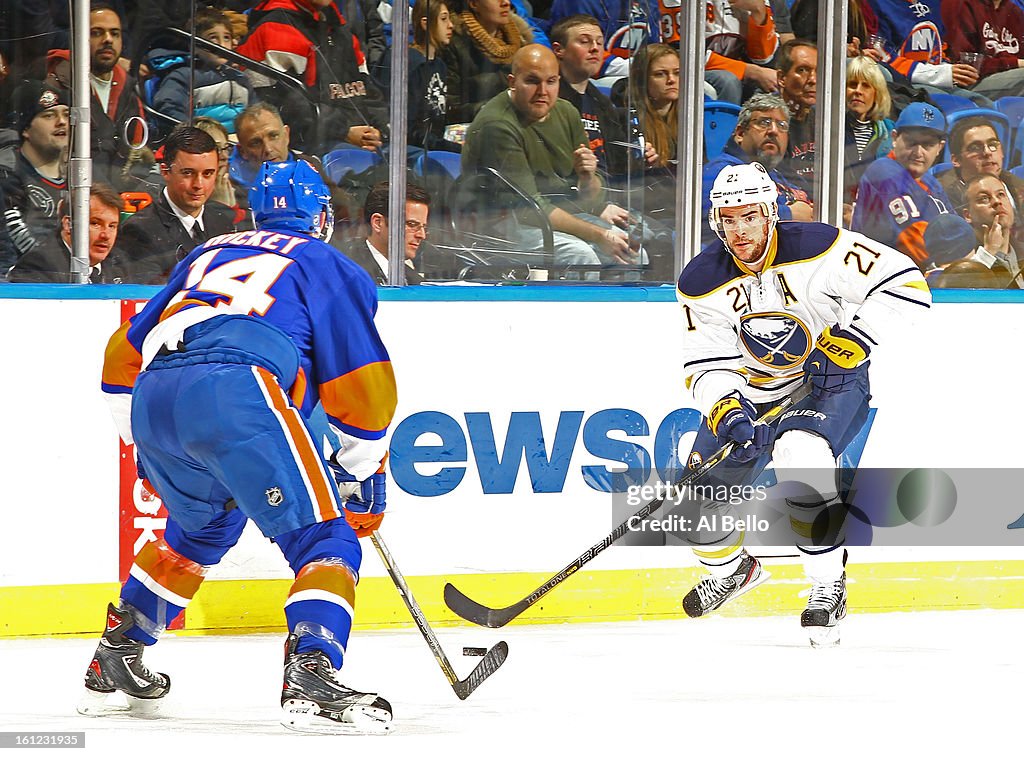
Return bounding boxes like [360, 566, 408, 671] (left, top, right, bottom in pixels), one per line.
[101, 228, 397, 478]
[850, 155, 953, 266]
[867, 0, 946, 80]
[550, 0, 660, 68]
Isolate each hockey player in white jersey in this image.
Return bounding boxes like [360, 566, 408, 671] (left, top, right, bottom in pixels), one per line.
[676, 162, 931, 645]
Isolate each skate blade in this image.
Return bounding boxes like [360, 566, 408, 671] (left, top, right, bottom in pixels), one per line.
[77, 688, 116, 716]
[77, 688, 166, 718]
[807, 623, 842, 648]
[281, 699, 392, 735]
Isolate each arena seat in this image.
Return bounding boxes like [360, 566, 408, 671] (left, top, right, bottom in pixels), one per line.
[703, 101, 741, 161]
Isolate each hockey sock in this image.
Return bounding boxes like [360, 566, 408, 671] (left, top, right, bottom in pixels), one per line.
[692, 532, 746, 577]
[120, 538, 210, 644]
[285, 559, 357, 670]
[118, 510, 246, 643]
[799, 545, 847, 584]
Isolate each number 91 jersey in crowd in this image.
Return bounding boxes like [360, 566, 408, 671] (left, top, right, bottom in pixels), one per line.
[676, 221, 931, 415]
[101, 226, 396, 475]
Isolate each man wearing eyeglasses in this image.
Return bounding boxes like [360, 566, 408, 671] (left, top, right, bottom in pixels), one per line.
[934, 115, 1024, 216]
[700, 92, 814, 247]
[851, 102, 954, 267]
[108, 125, 245, 284]
[336, 181, 431, 284]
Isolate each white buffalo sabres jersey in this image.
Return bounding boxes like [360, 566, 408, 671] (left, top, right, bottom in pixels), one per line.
[677, 221, 931, 415]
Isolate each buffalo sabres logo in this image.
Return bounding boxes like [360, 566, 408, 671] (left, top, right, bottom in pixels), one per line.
[688, 452, 703, 470]
[739, 312, 811, 370]
[38, 89, 60, 109]
[266, 486, 284, 507]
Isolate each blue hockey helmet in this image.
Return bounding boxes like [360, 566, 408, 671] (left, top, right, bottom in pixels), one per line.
[249, 160, 334, 240]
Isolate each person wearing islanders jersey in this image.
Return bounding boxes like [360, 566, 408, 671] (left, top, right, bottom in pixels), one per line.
[676, 162, 930, 646]
[851, 102, 953, 268]
[864, 0, 992, 106]
[86, 160, 396, 733]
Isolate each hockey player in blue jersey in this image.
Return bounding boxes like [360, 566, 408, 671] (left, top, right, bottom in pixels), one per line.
[81, 160, 397, 732]
[676, 162, 931, 646]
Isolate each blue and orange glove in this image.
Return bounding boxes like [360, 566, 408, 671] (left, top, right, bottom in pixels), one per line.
[707, 393, 771, 463]
[330, 459, 387, 538]
[803, 325, 870, 400]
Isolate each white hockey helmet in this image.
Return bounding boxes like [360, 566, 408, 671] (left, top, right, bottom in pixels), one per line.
[708, 162, 780, 251]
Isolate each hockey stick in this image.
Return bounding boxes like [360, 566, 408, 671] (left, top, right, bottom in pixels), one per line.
[444, 383, 812, 628]
[370, 531, 508, 700]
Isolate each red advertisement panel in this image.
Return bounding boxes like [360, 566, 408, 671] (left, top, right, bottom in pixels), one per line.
[115, 299, 184, 630]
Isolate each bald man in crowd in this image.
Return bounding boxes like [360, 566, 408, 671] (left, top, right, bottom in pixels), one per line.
[461, 44, 639, 268]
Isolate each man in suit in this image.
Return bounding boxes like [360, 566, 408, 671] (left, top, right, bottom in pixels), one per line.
[335, 181, 430, 284]
[109, 125, 244, 284]
[8, 182, 122, 283]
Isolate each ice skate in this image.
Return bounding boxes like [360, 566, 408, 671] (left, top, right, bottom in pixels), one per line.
[280, 634, 392, 735]
[802, 573, 847, 648]
[682, 551, 769, 618]
[77, 603, 170, 716]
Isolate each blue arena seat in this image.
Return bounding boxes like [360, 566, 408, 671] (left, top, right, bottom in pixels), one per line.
[703, 100, 741, 160]
[414, 150, 462, 180]
[322, 147, 383, 184]
[1009, 164, 1024, 180]
[994, 96, 1024, 165]
[927, 161, 954, 177]
[927, 92, 975, 117]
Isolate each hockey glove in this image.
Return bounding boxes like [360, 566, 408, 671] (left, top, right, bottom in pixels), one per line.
[135, 458, 161, 503]
[331, 461, 387, 538]
[707, 394, 772, 464]
[803, 325, 870, 400]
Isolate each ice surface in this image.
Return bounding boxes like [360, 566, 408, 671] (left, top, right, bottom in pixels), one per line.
[1, 610, 1020, 758]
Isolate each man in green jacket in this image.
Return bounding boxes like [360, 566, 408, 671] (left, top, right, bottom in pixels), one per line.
[462, 44, 640, 268]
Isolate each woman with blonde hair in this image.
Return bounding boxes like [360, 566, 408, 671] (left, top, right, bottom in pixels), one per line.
[193, 117, 242, 213]
[844, 55, 894, 223]
[442, 0, 532, 125]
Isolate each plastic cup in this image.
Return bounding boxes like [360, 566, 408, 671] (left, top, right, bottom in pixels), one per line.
[867, 35, 890, 57]
[960, 52, 983, 68]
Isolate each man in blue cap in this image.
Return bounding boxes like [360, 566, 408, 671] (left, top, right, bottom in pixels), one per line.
[851, 102, 955, 267]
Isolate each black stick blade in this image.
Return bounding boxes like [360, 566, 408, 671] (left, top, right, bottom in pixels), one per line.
[444, 583, 528, 628]
[452, 640, 509, 700]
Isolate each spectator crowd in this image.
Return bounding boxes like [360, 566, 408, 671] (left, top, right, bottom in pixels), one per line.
[3, 0, 1024, 287]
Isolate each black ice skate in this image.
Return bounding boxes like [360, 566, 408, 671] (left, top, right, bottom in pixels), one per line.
[77, 602, 170, 716]
[682, 551, 769, 618]
[280, 634, 392, 734]
[801, 573, 847, 648]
